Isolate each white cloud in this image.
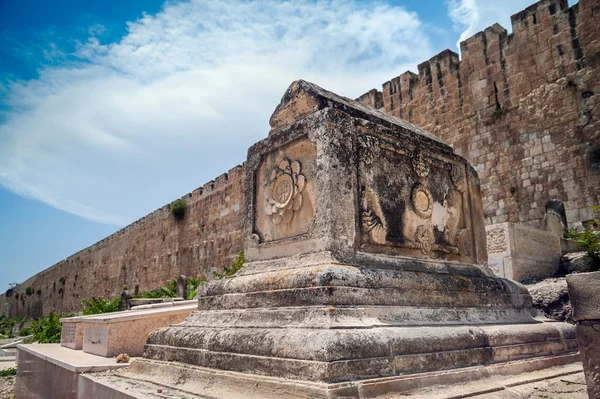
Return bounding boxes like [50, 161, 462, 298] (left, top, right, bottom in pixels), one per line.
[0, 0, 433, 226]
[87, 23, 107, 37]
[447, 0, 550, 52]
[447, 0, 479, 49]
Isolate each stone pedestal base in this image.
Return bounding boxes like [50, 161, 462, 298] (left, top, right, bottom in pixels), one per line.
[105, 81, 580, 398]
[136, 253, 578, 392]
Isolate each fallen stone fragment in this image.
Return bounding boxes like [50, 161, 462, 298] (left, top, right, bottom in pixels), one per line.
[116, 353, 130, 363]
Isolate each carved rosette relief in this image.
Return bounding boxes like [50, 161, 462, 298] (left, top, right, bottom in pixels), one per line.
[411, 184, 434, 219]
[264, 158, 306, 224]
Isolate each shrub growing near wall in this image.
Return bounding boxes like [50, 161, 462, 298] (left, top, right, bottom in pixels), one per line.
[170, 199, 187, 220]
[18, 327, 31, 337]
[185, 276, 206, 300]
[136, 276, 206, 300]
[30, 312, 62, 343]
[81, 297, 120, 315]
[565, 206, 600, 271]
[213, 250, 244, 279]
[0, 367, 16, 377]
[0, 316, 23, 338]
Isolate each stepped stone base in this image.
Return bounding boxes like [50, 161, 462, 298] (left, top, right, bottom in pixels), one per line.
[138, 253, 577, 386]
[144, 321, 577, 383]
[80, 353, 581, 399]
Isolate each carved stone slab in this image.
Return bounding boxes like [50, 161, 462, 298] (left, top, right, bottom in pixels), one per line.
[254, 139, 316, 242]
[358, 130, 474, 263]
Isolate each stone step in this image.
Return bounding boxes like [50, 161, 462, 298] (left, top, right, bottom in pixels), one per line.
[79, 353, 582, 399]
[14, 343, 131, 399]
[391, 363, 584, 398]
[143, 319, 577, 382]
[177, 306, 537, 328]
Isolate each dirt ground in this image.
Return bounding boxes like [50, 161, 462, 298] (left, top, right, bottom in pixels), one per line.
[476, 372, 590, 398]
[0, 376, 15, 399]
[523, 373, 589, 399]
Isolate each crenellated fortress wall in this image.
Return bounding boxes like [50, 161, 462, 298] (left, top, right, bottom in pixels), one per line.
[1, 165, 246, 318]
[358, 0, 600, 228]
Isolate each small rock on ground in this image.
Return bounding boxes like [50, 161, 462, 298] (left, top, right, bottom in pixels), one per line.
[560, 251, 592, 275]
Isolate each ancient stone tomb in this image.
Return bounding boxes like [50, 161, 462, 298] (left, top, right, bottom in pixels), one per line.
[87, 81, 578, 398]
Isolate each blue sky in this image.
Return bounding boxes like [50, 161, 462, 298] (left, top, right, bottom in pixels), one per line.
[0, 0, 542, 289]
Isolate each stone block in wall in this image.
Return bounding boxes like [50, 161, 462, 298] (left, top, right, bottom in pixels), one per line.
[485, 222, 561, 282]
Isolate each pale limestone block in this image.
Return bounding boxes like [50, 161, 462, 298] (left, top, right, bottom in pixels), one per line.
[82, 303, 196, 357]
[486, 222, 561, 282]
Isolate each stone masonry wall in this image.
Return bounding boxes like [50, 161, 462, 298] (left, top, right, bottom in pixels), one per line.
[358, 0, 600, 228]
[1, 165, 245, 318]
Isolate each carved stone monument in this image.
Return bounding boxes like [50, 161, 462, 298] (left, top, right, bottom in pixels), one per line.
[86, 81, 578, 398]
[176, 275, 188, 300]
[544, 199, 568, 235]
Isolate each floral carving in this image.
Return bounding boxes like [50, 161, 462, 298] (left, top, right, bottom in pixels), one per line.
[264, 158, 305, 224]
[415, 225, 435, 254]
[412, 150, 430, 178]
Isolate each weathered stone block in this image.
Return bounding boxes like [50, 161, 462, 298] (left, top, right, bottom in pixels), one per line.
[485, 222, 561, 282]
[567, 272, 600, 321]
[60, 317, 85, 350]
[81, 302, 196, 357]
[567, 272, 600, 399]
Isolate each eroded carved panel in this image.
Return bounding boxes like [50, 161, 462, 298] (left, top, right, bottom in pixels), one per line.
[254, 139, 316, 242]
[358, 132, 474, 262]
[264, 159, 306, 225]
